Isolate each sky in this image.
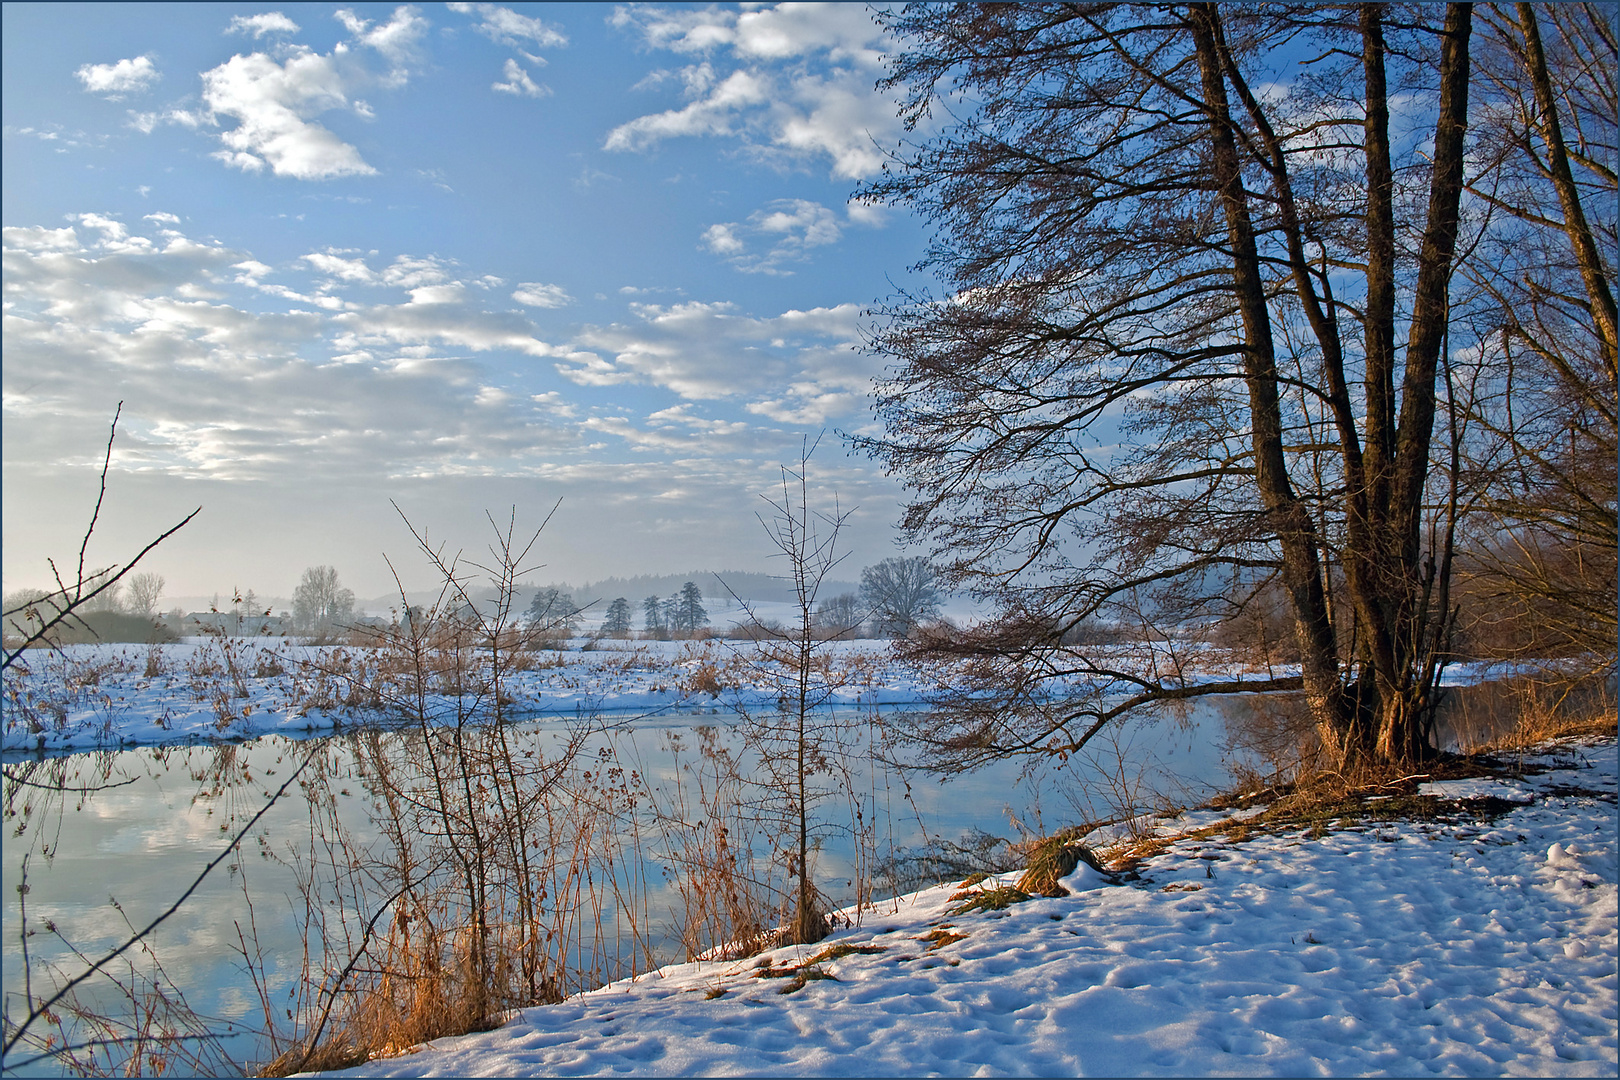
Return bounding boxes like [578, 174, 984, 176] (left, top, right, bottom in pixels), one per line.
[2, 2, 936, 605]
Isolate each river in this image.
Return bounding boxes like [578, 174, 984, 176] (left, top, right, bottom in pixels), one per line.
[2, 700, 1255, 1076]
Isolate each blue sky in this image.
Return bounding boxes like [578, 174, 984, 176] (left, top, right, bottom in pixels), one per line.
[2, 2, 933, 603]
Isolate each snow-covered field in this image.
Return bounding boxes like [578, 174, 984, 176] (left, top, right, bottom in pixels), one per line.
[1, 637, 1534, 758]
[0, 638, 927, 755]
[297, 736, 1618, 1078]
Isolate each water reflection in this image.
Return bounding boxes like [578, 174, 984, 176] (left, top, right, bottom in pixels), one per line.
[3, 700, 1251, 1076]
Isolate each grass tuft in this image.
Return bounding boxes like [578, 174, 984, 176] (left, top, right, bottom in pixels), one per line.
[776, 968, 837, 995]
[946, 885, 1029, 915]
[918, 928, 968, 951]
[1015, 831, 1105, 897]
[804, 942, 889, 964]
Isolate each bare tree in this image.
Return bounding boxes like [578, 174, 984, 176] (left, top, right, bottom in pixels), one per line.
[292, 566, 356, 636]
[123, 573, 166, 620]
[79, 571, 125, 614]
[856, 3, 1477, 768]
[723, 438, 856, 946]
[814, 593, 864, 639]
[1456, 3, 1617, 668]
[859, 557, 941, 638]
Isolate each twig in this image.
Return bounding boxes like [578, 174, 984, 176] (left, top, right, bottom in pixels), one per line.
[3, 1034, 224, 1075]
[2, 404, 200, 672]
[2, 749, 315, 1063]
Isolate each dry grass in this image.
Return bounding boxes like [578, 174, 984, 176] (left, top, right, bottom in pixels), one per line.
[918, 928, 968, 951]
[945, 885, 1029, 915]
[259, 923, 504, 1076]
[1440, 670, 1615, 754]
[804, 942, 889, 964]
[1103, 828, 1214, 877]
[648, 727, 782, 963]
[1014, 830, 1105, 897]
[1104, 697, 1604, 878]
[252, 715, 653, 1076]
[744, 942, 893, 996]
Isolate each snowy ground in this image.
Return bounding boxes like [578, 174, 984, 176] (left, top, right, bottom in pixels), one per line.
[0, 636, 1531, 757]
[0, 638, 927, 755]
[297, 736, 1617, 1078]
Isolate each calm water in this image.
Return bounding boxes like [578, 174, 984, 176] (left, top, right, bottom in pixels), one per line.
[2, 701, 1250, 1075]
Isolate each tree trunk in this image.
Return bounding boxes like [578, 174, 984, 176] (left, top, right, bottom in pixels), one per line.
[1190, 4, 1347, 753]
[1516, 2, 1619, 385]
[1373, 2, 1472, 765]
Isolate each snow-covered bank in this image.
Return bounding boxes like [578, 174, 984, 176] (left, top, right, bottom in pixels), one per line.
[0, 639, 928, 756]
[303, 736, 1617, 1078]
[0, 639, 1543, 758]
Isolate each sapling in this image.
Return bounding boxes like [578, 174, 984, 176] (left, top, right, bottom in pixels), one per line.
[724, 437, 856, 946]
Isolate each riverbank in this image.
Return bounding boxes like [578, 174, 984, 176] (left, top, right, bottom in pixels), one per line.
[0, 638, 927, 756]
[299, 734, 1617, 1078]
[0, 639, 1546, 757]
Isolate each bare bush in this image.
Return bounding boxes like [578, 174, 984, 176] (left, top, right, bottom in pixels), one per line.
[259, 506, 657, 1075]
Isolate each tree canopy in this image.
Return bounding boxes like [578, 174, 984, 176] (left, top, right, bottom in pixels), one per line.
[857, 2, 1614, 770]
[293, 566, 354, 634]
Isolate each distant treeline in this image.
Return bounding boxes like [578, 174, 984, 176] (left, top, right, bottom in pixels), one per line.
[355, 571, 863, 617]
[571, 571, 861, 607]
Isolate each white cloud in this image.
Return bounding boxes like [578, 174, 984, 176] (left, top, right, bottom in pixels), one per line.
[604, 3, 900, 179]
[76, 213, 129, 242]
[231, 259, 275, 287]
[604, 69, 768, 151]
[382, 254, 451, 289]
[303, 251, 378, 283]
[611, 3, 884, 63]
[127, 107, 205, 134]
[334, 296, 556, 358]
[764, 71, 892, 178]
[417, 167, 454, 192]
[201, 50, 377, 179]
[75, 56, 160, 97]
[700, 223, 746, 256]
[702, 199, 842, 274]
[493, 58, 547, 98]
[755, 199, 840, 244]
[3, 220, 576, 483]
[844, 198, 888, 228]
[405, 283, 466, 305]
[448, 2, 567, 49]
[2, 225, 81, 253]
[557, 300, 870, 419]
[512, 283, 573, 308]
[143, 211, 182, 225]
[335, 6, 429, 83]
[227, 12, 300, 38]
[194, 7, 427, 179]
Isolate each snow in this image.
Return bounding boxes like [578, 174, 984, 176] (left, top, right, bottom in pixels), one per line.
[0, 639, 930, 756]
[296, 736, 1617, 1078]
[0, 639, 1536, 759]
[4, 644, 1614, 1075]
